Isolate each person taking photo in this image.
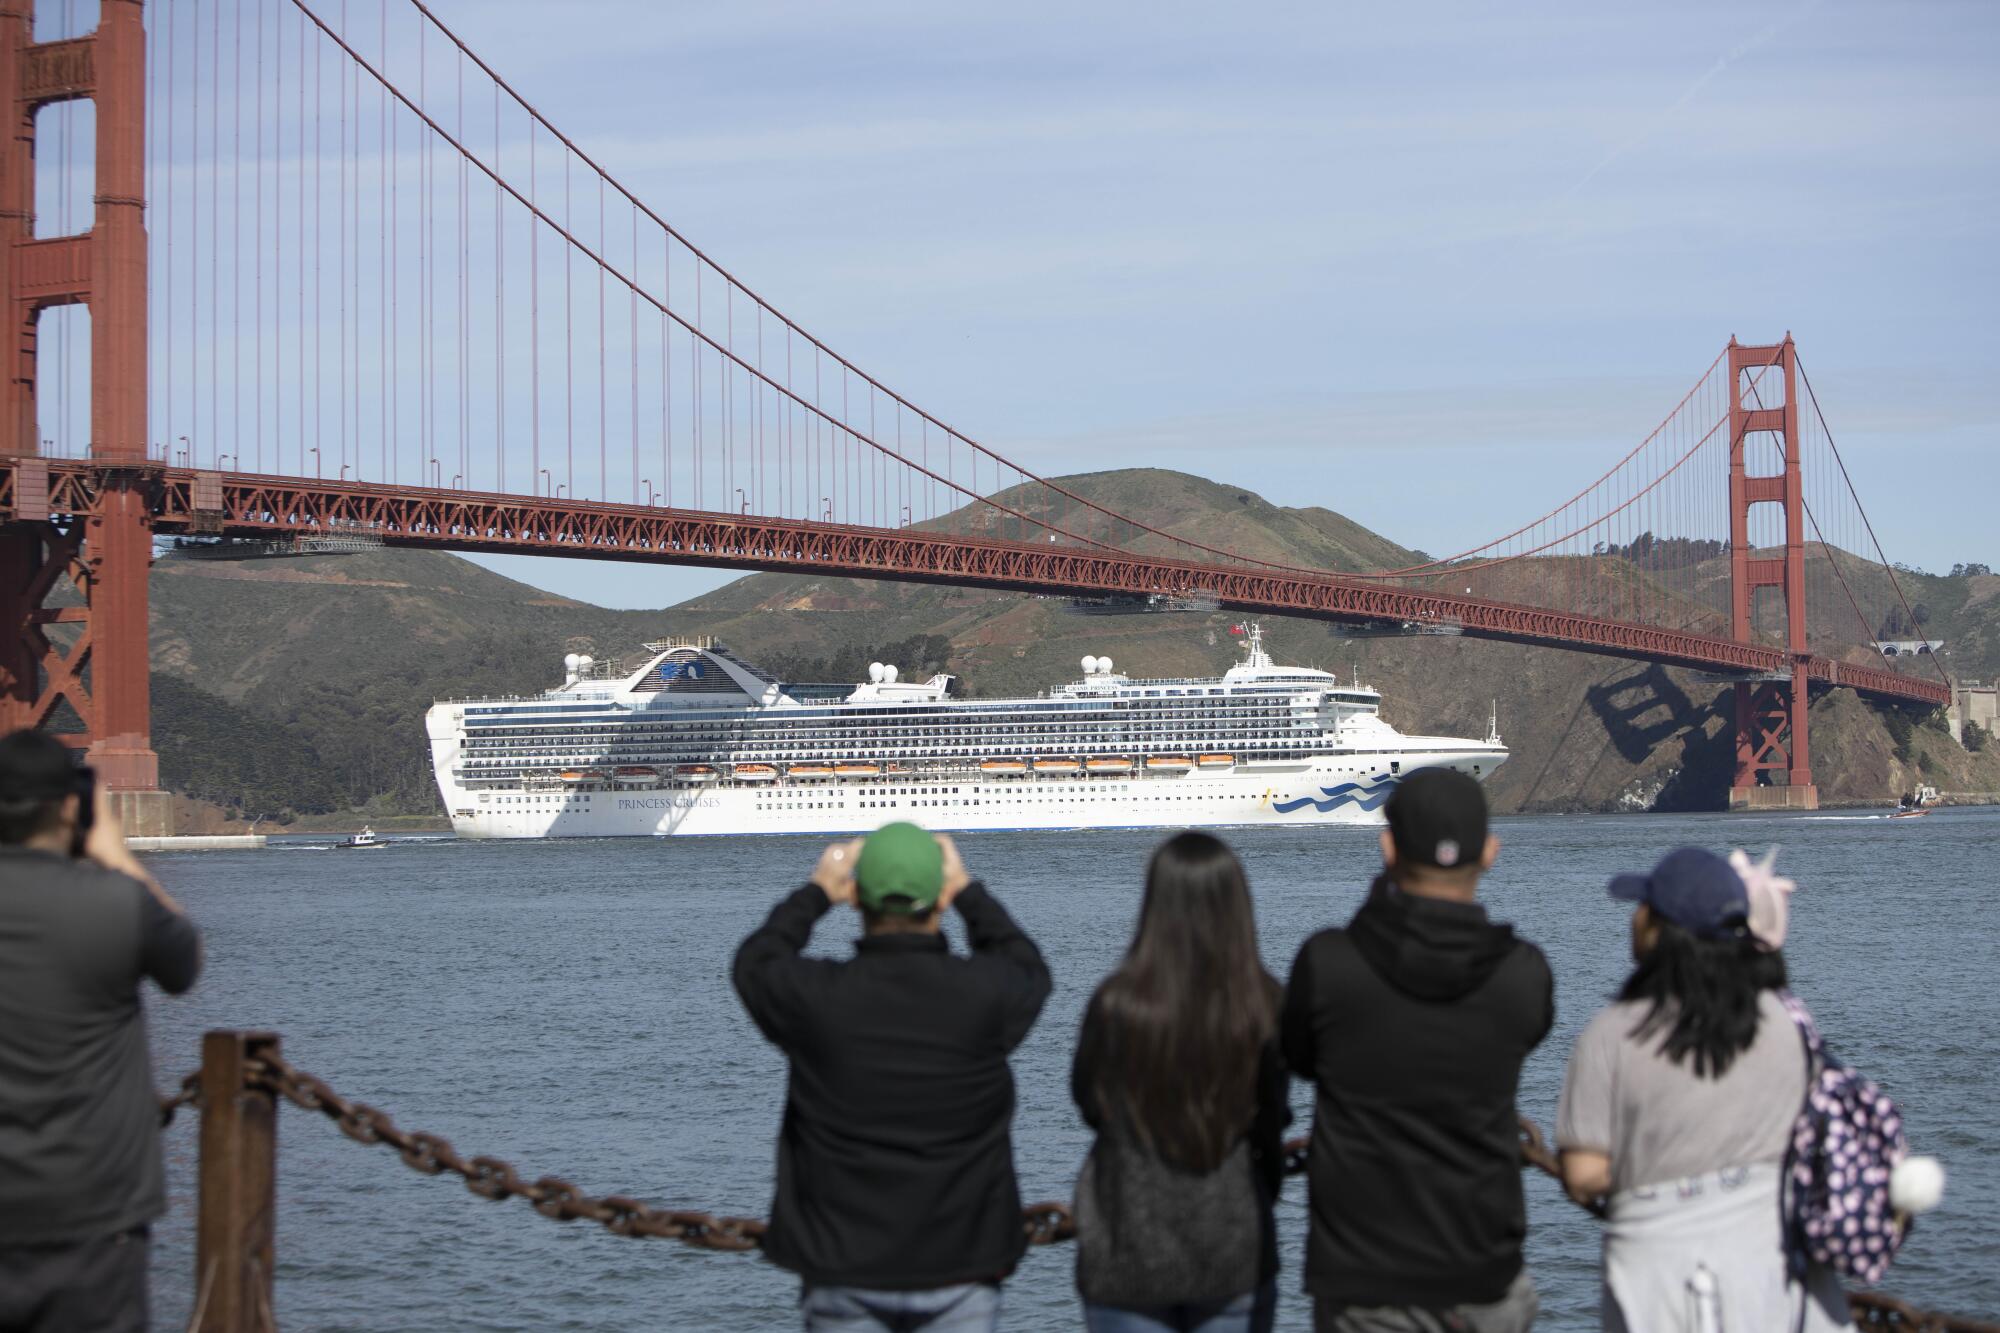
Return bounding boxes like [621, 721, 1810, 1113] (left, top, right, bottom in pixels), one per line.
[733, 822, 1052, 1333]
[0, 730, 203, 1333]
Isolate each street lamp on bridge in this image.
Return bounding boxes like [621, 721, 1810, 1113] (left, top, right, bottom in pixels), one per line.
[216, 454, 234, 472]
[539, 468, 552, 496]
[429, 458, 442, 488]
[339, 464, 350, 481]
[307, 446, 320, 478]
[641, 478, 656, 506]
[735, 488, 748, 515]
[176, 435, 190, 468]
[822, 496, 831, 522]
[452, 474, 463, 490]
[900, 505, 911, 528]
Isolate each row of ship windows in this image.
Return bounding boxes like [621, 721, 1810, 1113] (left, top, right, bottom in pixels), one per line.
[462, 716, 1334, 740]
[464, 724, 1322, 742]
[465, 692, 1354, 719]
[462, 699, 1340, 725]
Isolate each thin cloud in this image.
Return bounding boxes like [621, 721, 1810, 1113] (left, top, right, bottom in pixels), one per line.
[1563, 0, 1824, 201]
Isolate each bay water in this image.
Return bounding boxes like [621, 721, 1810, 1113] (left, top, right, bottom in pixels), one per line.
[141, 808, 2000, 1330]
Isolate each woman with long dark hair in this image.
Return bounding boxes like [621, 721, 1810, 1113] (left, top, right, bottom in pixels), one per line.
[1557, 847, 1848, 1331]
[1071, 831, 1288, 1333]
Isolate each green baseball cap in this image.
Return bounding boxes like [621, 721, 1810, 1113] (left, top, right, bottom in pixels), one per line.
[855, 821, 944, 913]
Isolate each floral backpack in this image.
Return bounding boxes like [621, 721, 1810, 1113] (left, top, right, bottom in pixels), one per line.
[1775, 989, 1908, 1285]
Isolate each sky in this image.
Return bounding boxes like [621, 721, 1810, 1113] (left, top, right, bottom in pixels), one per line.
[55, 0, 2000, 608]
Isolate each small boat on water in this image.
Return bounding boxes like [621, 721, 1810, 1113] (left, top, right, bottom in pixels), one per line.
[1891, 785, 1939, 819]
[340, 826, 385, 849]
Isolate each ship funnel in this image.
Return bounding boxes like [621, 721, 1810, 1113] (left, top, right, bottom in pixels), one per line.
[868, 662, 886, 683]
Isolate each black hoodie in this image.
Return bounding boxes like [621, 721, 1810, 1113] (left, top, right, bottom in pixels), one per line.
[1280, 876, 1553, 1308]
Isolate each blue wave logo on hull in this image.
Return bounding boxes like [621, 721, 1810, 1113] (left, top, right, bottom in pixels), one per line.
[1274, 773, 1398, 815]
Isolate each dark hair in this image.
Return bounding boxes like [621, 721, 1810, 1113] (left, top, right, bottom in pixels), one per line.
[0, 730, 77, 846]
[0, 799, 62, 845]
[1084, 832, 1279, 1172]
[1620, 918, 1787, 1078]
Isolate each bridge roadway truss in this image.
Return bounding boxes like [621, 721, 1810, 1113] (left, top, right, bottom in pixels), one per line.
[0, 456, 1952, 715]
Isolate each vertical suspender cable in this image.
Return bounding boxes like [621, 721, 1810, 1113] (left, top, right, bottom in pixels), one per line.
[565, 146, 573, 495]
[337, 0, 347, 478]
[210, 0, 220, 466]
[166, 0, 177, 458]
[255, 0, 265, 472]
[597, 172, 605, 500]
[529, 119, 538, 491]
[494, 75, 504, 493]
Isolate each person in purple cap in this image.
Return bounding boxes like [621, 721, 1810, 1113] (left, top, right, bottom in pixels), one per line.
[1281, 767, 1551, 1332]
[1556, 846, 1848, 1331]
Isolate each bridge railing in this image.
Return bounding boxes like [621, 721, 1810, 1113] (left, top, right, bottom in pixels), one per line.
[158, 1031, 1997, 1333]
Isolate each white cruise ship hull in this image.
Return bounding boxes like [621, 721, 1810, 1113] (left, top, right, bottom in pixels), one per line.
[426, 627, 1508, 841]
[434, 749, 1505, 840]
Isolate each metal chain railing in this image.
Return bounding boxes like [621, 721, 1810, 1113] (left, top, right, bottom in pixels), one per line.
[157, 1045, 2000, 1333]
[244, 1051, 768, 1251]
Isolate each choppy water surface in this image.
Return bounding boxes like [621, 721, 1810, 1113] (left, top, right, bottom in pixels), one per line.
[142, 808, 2000, 1330]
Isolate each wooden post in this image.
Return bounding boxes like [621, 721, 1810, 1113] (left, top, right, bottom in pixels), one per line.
[194, 1030, 280, 1333]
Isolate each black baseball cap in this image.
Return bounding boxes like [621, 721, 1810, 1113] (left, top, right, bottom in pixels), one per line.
[1608, 847, 1749, 940]
[0, 729, 87, 814]
[1385, 767, 1488, 869]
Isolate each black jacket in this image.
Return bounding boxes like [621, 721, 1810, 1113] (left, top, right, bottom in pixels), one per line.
[1280, 876, 1552, 1308]
[732, 881, 1052, 1290]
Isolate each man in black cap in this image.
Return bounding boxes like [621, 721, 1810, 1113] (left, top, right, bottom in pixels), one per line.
[0, 729, 202, 1333]
[1280, 767, 1552, 1332]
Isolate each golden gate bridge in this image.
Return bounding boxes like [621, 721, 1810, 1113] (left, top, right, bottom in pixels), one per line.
[0, 0, 1953, 833]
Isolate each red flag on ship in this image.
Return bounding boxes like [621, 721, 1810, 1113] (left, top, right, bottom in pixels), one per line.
[1230, 625, 1246, 635]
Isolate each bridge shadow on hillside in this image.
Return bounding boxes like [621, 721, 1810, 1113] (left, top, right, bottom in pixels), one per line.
[1583, 664, 1735, 812]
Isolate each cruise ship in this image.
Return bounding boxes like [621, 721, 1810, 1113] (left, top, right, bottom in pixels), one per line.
[424, 625, 1508, 839]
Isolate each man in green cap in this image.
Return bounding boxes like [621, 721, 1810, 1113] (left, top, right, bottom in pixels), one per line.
[734, 822, 1052, 1332]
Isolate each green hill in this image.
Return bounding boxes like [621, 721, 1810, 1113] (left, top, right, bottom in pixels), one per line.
[145, 469, 2000, 825]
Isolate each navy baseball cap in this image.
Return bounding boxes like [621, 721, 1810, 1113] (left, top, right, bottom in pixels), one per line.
[1608, 847, 1749, 940]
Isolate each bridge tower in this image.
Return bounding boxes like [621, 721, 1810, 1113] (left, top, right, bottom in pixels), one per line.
[0, 0, 165, 830]
[1726, 336, 1817, 811]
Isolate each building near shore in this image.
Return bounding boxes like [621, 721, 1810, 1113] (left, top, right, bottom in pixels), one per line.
[1950, 682, 1998, 746]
